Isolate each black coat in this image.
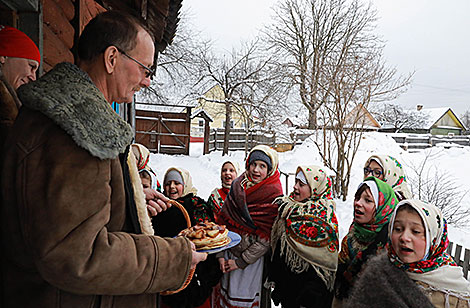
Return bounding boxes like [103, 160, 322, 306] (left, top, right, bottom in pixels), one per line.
[334, 223, 389, 300]
[153, 194, 222, 308]
[268, 243, 333, 308]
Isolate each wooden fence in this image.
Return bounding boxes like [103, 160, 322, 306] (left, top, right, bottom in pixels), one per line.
[391, 134, 470, 151]
[447, 242, 470, 279]
[208, 128, 275, 152]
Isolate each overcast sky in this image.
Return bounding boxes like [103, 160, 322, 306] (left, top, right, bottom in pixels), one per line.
[185, 0, 470, 116]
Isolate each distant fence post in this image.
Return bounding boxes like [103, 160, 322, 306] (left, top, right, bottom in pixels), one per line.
[447, 241, 470, 279]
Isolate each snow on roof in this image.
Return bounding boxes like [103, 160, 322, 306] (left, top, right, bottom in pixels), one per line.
[419, 107, 450, 128]
[135, 103, 187, 113]
[191, 108, 214, 122]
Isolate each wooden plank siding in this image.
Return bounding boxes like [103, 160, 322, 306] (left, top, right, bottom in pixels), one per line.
[135, 110, 191, 155]
[41, 0, 106, 71]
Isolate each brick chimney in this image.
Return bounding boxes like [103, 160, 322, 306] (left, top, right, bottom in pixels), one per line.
[416, 104, 423, 111]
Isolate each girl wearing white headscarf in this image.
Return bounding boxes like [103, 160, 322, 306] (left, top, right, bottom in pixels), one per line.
[345, 200, 470, 308]
[207, 160, 240, 220]
[364, 154, 412, 200]
[268, 165, 339, 308]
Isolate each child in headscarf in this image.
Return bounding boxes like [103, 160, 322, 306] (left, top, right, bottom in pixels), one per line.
[153, 167, 220, 308]
[268, 165, 339, 308]
[153, 167, 210, 236]
[131, 143, 161, 192]
[207, 160, 240, 220]
[334, 177, 399, 302]
[364, 154, 412, 200]
[214, 145, 283, 308]
[345, 200, 470, 308]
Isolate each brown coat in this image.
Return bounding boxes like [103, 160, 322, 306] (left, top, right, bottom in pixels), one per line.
[1, 63, 193, 308]
[0, 67, 21, 148]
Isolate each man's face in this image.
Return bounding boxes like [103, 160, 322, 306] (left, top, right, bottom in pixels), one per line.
[0, 56, 39, 90]
[112, 29, 154, 103]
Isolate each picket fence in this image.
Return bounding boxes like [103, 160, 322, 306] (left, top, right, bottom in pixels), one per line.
[447, 242, 470, 279]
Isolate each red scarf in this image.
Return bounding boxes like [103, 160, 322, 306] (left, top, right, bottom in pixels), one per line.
[216, 170, 283, 240]
[218, 187, 229, 202]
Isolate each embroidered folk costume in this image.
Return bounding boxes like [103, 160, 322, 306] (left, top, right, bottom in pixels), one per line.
[214, 145, 283, 308]
[207, 160, 240, 219]
[269, 165, 339, 308]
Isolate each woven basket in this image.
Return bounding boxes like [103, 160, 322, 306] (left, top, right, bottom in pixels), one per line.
[160, 200, 196, 295]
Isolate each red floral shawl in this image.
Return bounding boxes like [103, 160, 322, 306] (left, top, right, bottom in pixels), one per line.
[216, 170, 283, 240]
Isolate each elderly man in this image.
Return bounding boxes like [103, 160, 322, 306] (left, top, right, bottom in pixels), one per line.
[0, 25, 40, 147]
[1, 11, 206, 308]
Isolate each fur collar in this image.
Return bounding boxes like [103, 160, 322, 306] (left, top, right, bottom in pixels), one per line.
[17, 62, 133, 159]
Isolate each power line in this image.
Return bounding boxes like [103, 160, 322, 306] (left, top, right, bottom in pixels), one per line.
[414, 83, 470, 94]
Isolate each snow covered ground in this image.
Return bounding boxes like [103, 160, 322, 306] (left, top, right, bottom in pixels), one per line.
[148, 132, 470, 248]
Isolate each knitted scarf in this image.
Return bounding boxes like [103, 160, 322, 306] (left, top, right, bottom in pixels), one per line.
[271, 165, 339, 290]
[216, 170, 283, 240]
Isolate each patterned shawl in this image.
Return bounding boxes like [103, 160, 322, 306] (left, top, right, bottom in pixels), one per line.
[388, 199, 457, 273]
[271, 165, 339, 290]
[365, 154, 412, 200]
[216, 146, 282, 240]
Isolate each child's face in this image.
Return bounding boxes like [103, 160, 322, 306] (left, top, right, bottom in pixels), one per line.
[391, 209, 426, 263]
[364, 160, 384, 181]
[293, 179, 311, 201]
[164, 180, 184, 200]
[247, 160, 268, 184]
[141, 177, 151, 189]
[353, 187, 376, 224]
[221, 163, 237, 186]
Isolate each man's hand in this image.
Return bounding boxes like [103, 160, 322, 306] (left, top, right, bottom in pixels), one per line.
[144, 188, 170, 216]
[190, 241, 207, 268]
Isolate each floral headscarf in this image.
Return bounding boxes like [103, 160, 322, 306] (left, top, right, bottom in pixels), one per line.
[365, 155, 412, 200]
[388, 199, 456, 274]
[352, 177, 399, 243]
[336, 177, 398, 297]
[271, 165, 339, 290]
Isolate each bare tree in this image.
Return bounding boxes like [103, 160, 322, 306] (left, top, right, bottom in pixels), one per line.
[138, 11, 210, 105]
[371, 103, 429, 132]
[406, 150, 470, 226]
[193, 40, 286, 155]
[461, 109, 470, 132]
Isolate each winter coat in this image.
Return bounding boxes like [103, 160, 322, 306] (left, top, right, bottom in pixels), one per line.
[153, 192, 222, 308]
[0, 66, 21, 149]
[344, 253, 434, 308]
[269, 244, 333, 308]
[1, 62, 193, 308]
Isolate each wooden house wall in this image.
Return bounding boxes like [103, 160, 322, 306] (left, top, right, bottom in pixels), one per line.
[42, 0, 105, 71]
